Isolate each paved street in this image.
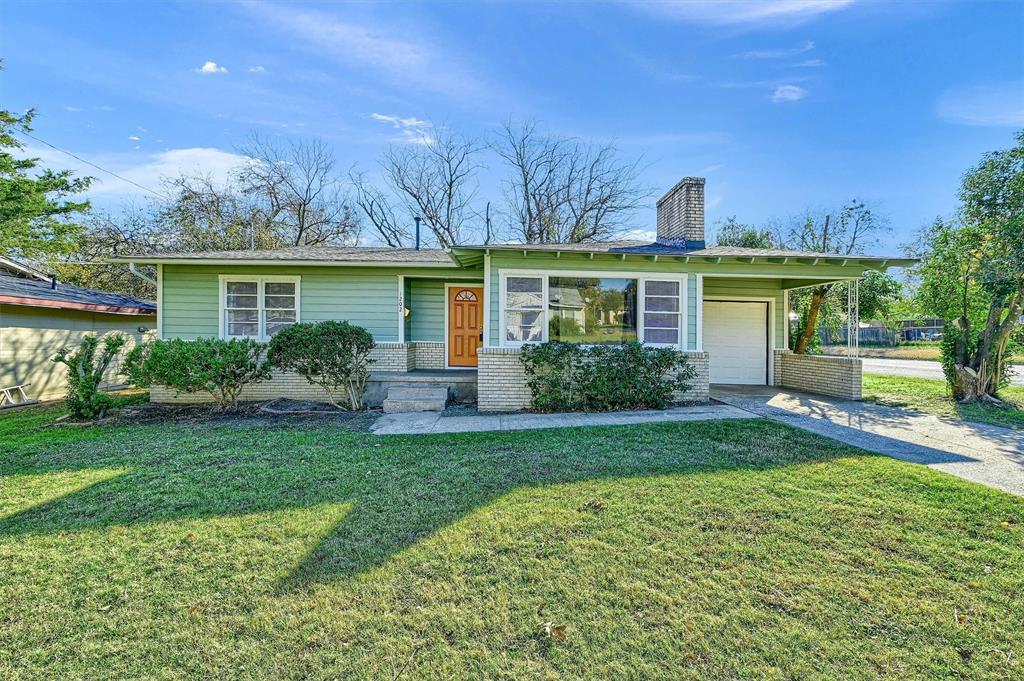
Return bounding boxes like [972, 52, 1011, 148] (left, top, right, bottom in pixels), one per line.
[860, 357, 1024, 387]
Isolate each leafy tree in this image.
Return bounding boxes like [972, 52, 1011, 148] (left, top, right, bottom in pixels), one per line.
[787, 201, 886, 353]
[0, 104, 93, 260]
[713, 216, 776, 249]
[913, 131, 1023, 400]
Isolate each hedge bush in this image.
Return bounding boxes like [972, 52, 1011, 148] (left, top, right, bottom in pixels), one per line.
[520, 341, 696, 412]
[126, 337, 270, 411]
[52, 334, 128, 420]
[266, 321, 375, 410]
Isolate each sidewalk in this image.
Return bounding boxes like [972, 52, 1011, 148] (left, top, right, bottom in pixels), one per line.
[711, 385, 1024, 497]
[371, 403, 754, 435]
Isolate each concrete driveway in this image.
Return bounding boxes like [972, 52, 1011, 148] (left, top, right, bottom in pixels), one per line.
[860, 357, 1024, 387]
[711, 384, 1024, 497]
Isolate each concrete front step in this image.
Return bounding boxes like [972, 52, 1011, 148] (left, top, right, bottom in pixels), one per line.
[382, 398, 448, 413]
[382, 385, 449, 413]
[387, 386, 449, 401]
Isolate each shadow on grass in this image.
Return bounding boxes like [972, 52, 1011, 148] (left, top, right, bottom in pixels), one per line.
[0, 414, 873, 587]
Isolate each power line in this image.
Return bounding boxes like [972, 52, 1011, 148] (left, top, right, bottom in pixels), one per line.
[15, 130, 169, 199]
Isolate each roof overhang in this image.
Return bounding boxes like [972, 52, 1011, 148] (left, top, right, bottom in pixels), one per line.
[449, 246, 916, 270]
[109, 255, 459, 268]
[0, 294, 156, 315]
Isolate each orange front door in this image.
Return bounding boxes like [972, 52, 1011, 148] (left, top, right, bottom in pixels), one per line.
[448, 286, 483, 367]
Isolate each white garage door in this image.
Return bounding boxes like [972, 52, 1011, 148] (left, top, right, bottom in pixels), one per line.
[703, 301, 768, 384]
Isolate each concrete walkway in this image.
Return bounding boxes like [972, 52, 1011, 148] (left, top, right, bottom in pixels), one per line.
[711, 385, 1024, 497]
[861, 357, 1024, 386]
[371, 403, 753, 435]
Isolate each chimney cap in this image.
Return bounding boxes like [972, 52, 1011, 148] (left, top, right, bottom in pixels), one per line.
[655, 176, 704, 205]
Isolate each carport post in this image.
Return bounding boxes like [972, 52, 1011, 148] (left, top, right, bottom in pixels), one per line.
[847, 279, 860, 358]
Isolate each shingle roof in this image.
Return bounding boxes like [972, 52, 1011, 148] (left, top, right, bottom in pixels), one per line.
[452, 240, 905, 261]
[0, 274, 156, 315]
[114, 245, 455, 265]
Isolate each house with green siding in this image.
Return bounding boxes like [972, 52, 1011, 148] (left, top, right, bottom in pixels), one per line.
[116, 177, 911, 412]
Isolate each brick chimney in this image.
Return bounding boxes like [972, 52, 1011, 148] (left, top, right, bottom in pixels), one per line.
[656, 177, 705, 247]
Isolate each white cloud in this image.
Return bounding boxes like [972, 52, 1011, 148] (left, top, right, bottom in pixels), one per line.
[128, 135, 141, 141]
[243, 3, 479, 95]
[370, 112, 434, 144]
[936, 81, 1024, 127]
[626, 1, 855, 26]
[794, 58, 826, 67]
[22, 145, 248, 199]
[248, 65, 265, 73]
[65, 106, 81, 112]
[736, 40, 815, 59]
[195, 61, 228, 74]
[772, 85, 807, 102]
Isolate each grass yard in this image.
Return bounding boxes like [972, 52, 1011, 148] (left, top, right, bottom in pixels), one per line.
[864, 372, 1024, 430]
[1, 402, 1022, 680]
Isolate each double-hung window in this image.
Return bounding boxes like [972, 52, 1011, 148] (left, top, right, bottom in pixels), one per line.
[503, 276, 544, 343]
[221, 276, 299, 340]
[642, 280, 682, 346]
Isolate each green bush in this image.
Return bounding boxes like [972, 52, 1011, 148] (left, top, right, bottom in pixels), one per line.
[52, 334, 128, 420]
[520, 341, 696, 412]
[266, 321, 375, 410]
[126, 337, 270, 411]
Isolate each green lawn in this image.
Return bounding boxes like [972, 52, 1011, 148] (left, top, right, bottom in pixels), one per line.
[864, 373, 1024, 430]
[1, 402, 1022, 679]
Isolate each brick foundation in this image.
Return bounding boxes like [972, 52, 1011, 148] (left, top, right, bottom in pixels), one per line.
[477, 347, 711, 413]
[411, 341, 445, 370]
[477, 348, 532, 412]
[774, 349, 862, 400]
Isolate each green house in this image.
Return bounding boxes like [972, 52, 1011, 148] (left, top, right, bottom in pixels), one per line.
[117, 177, 911, 412]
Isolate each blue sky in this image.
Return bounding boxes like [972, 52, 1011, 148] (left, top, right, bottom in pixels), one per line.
[4, 0, 1023, 252]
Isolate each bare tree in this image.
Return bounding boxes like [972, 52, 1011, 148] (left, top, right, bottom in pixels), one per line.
[349, 169, 409, 247]
[379, 130, 482, 248]
[494, 120, 649, 244]
[786, 200, 887, 353]
[236, 134, 361, 247]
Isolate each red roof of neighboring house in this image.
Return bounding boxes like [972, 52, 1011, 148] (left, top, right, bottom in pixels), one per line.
[0, 274, 156, 315]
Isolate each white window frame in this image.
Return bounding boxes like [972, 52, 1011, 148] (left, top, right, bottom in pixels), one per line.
[218, 274, 301, 341]
[498, 269, 687, 350]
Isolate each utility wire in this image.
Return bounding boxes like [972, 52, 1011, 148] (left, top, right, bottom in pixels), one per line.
[15, 129, 169, 199]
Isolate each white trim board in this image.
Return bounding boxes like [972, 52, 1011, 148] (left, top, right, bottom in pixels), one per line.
[156, 263, 163, 340]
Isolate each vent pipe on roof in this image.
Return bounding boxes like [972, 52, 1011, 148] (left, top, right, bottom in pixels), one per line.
[50, 274, 57, 289]
[414, 216, 421, 250]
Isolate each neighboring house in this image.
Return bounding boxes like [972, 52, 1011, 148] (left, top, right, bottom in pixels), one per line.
[0, 259, 156, 401]
[115, 177, 912, 411]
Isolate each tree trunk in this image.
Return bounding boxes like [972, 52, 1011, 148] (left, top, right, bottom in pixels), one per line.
[793, 286, 828, 354]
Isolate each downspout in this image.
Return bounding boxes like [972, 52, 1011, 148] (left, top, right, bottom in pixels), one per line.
[128, 263, 157, 286]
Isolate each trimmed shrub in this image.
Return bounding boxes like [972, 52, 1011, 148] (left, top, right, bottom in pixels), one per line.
[266, 321, 375, 410]
[52, 334, 128, 420]
[125, 338, 270, 411]
[520, 341, 696, 412]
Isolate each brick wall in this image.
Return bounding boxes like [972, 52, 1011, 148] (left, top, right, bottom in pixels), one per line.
[656, 177, 705, 243]
[477, 347, 712, 413]
[411, 341, 445, 370]
[477, 347, 532, 412]
[774, 349, 862, 400]
[676, 351, 709, 402]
